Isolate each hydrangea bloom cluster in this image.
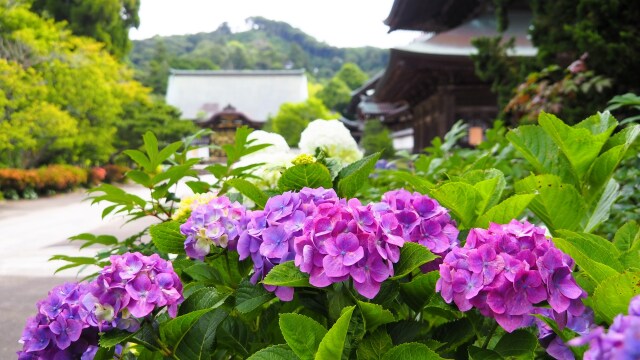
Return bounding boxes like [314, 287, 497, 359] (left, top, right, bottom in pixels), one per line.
[238, 188, 339, 301]
[18, 252, 183, 359]
[298, 119, 363, 165]
[377, 189, 459, 271]
[180, 196, 248, 260]
[18, 282, 99, 359]
[437, 220, 586, 332]
[84, 252, 184, 323]
[294, 196, 402, 299]
[568, 295, 640, 359]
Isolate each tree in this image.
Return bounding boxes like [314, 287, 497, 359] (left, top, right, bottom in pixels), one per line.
[271, 98, 333, 146]
[30, 0, 140, 59]
[335, 62, 368, 90]
[316, 78, 351, 114]
[360, 120, 395, 159]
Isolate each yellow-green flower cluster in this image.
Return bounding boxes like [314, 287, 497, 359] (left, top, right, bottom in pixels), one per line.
[292, 153, 316, 165]
[172, 192, 217, 221]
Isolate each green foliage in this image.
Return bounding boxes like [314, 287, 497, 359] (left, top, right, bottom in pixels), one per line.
[271, 98, 333, 146]
[278, 163, 333, 192]
[316, 77, 351, 114]
[130, 18, 387, 94]
[334, 152, 381, 198]
[360, 120, 395, 159]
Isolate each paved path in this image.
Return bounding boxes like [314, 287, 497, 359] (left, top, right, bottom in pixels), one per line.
[0, 185, 159, 357]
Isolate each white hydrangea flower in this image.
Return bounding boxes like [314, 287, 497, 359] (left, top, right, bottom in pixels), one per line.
[298, 119, 363, 165]
[247, 130, 290, 154]
[234, 130, 294, 189]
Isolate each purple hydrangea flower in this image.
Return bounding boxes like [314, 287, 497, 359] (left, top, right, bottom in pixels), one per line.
[378, 189, 459, 269]
[239, 188, 340, 301]
[569, 295, 640, 359]
[436, 220, 586, 333]
[180, 196, 248, 260]
[18, 253, 184, 359]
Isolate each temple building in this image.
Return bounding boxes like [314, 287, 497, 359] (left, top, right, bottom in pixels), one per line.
[350, 0, 535, 152]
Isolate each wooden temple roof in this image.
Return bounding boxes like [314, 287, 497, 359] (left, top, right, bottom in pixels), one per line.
[371, 11, 536, 108]
[384, 0, 487, 33]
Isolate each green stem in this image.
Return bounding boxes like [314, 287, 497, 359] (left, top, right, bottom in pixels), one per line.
[482, 321, 499, 349]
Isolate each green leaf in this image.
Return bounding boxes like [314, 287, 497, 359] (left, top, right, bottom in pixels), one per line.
[469, 346, 503, 360]
[474, 194, 536, 228]
[157, 141, 183, 164]
[614, 221, 640, 253]
[262, 261, 311, 287]
[336, 152, 381, 198]
[278, 163, 333, 192]
[388, 171, 433, 194]
[357, 301, 396, 332]
[392, 242, 439, 279]
[160, 309, 213, 351]
[247, 345, 299, 360]
[356, 329, 393, 360]
[93, 347, 116, 360]
[124, 149, 151, 171]
[236, 279, 273, 314]
[506, 125, 558, 174]
[539, 112, 615, 179]
[463, 169, 506, 214]
[227, 178, 270, 208]
[150, 221, 186, 255]
[584, 179, 620, 232]
[515, 175, 585, 232]
[493, 329, 537, 359]
[429, 182, 480, 228]
[143, 131, 160, 166]
[592, 271, 640, 323]
[126, 170, 152, 187]
[381, 343, 443, 360]
[552, 236, 620, 284]
[99, 329, 134, 348]
[280, 313, 327, 360]
[555, 230, 623, 271]
[399, 272, 438, 312]
[315, 306, 355, 360]
[175, 309, 228, 360]
[185, 181, 211, 194]
[179, 287, 229, 315]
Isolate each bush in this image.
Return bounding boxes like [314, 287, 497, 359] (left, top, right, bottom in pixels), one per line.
[0, 165, 89, 198]
[102, 164, 130, 183]
[360, 119, 395, 158]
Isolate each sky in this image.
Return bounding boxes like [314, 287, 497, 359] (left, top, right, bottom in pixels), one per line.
[129, 0, 421, 48]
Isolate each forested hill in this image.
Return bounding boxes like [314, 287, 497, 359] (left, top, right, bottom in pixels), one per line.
[129, 17, 388, 94]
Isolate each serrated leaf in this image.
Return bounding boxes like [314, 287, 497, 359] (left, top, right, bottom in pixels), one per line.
[179, 287, 229, 315]
[336, 152, 381, 198]
[99, 329, 134, 348]
[388, 171, 433, 194]
[143, 131, 160, 166]
[356, 329, 393, 360]
[315, 306, 355, 360]
[280, 313, 327, 360]
[584, 179, 620, 232]
[126, 170, 152, 187]
[381, 342, 443, 360]
[235, 279, 272, 313]
[185, 181, 211, 194]
[592, 271, 640, 323]
[227, 178, 269, 208]
[552, 236, 620, 284]
[399, 272, 438, 312]
[474, 194, 536, 228]
[493, 329, 537, 359]
[429, 182, 479, 228]
[614, 221, 640, 253]
[469, 346, 503, 360]
[262, 261, 311, 287]
[150, 221, 186, 254]
[357, 301, 396, 332]
[506, 125, 558, 174]
[278, 163, 333, 192]
[392, 242, 438, 279]
[555, 230, 623, 271]
[247, 345, 299, 360]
